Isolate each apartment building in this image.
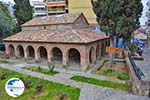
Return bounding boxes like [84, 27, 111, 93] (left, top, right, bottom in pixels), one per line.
[44, 0, 68, 15]
[32, 1, 47, 17]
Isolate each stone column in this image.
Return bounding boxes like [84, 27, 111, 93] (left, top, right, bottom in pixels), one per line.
[63, 50, 68, 66]
[5, 44, 9, 55]
[35, 48, 39, 61]
[92, 47, 96, 63]
[81, 52, 89, 71]
[99, 42, 102, 58]
[15, 46, 19, 57]
[47, 50, 52, 63]
[24, 49, 28, 59]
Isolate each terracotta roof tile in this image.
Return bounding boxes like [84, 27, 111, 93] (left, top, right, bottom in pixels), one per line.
[3, 29, 109, 43]
[21, 13, 82, 27]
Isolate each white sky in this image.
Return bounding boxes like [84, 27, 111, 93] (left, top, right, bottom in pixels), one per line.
[0, 0, 148, 26]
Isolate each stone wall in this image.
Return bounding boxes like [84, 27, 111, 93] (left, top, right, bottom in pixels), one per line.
[5, 40, 108, 70]
[124, 50, 150, 96]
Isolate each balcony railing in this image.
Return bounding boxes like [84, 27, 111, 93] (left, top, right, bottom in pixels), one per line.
[46, 0, 65, 4]
[48, 10, 65, 14]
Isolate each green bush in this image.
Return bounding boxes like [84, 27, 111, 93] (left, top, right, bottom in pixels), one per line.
[48, 65, 55, 72]
[0, 72, 7, 80]
[35, 81, 43, 92]
[23, 79, 32, 88]
[117, 73, 129, 80]
[58, 91, 68, 100]
[38, 66, 41, 70]
[128, 43, 137, 56]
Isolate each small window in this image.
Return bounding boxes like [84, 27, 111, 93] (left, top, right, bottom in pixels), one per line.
[44, 26, 46, 30]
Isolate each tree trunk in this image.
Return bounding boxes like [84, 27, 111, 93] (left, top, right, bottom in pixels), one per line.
[108, 37, 114, 68]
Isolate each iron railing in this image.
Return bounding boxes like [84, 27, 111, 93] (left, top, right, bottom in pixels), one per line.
[128, 52, 145, 80]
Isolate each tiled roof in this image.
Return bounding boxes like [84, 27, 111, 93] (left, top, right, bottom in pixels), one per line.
[21, 13, 83, 27]
[3, 29, 109, 43]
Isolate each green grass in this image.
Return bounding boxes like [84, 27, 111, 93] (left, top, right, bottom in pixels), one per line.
[71, 76, 131, 92]
[0, 60, 15, 65]
[23, 66, 59, 76]
[95, 69, 130, 80]
[0, 68, 80, 100]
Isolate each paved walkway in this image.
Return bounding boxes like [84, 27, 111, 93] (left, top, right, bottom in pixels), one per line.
[0, 62, 149, 100]
[134, 47, 150, 81]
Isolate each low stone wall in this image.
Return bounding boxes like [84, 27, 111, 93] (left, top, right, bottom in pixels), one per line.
[124, 50, 150, 96]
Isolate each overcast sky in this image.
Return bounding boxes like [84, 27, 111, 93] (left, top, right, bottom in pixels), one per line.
[0, 0, 148, 26]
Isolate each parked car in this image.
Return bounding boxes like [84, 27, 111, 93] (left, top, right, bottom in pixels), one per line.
[131, 39, 146, 47]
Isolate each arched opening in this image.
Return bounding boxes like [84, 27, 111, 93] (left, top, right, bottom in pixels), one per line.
[101, 42, 105, 56]
[17, 45, 24, 57]
[51, 47, 63, 64]
[96, 44, 100, 59]
[38, 46, 47, 60]
[68, 48, 80, 66]
[27, 46, 35, 58]
[89, 47, 95, 63]
[8, 45, 15, 57]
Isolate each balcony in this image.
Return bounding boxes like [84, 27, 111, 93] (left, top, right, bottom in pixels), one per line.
[46, 0, 65, 4]
[48, 10, 65, 14]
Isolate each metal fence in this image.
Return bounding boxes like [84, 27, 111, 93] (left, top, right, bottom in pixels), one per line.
[128, 52, 145, 80]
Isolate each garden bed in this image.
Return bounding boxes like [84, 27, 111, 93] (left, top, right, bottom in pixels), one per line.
[22, 66, 59, 76]
[0, 68, 80, 100]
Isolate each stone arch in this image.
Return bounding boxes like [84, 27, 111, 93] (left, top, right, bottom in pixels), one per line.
[37, 46, 48, 60]
[89, 47, 95, 63]
[26, 46, 35, 58]
[51, 47, 63, 64]
[8, 44, 15, 57]
[68, 48, 81, 66]
[16, 45, 24, 57]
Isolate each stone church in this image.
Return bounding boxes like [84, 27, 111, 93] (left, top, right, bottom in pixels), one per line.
[3, 13, 109, 70]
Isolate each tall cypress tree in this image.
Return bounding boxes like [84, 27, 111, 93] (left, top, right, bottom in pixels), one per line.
[92, 0, 143, 45]
[13, 0, 33, 25]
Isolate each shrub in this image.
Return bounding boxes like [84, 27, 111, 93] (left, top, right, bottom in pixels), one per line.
[23, 79, 32, 88]
[48, 65, 55, 72]
[38, 66, 41, 70]
[35, 81, 43, 92]
[117, 73, 129, 80]
[0, 72, 7, 80]
[58, 91, 67, 100]
[128, 43, 137, 56]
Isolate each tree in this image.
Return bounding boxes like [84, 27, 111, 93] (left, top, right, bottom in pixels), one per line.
[91, 0, 143, 46]
[13, 0, 33, 25]
[0, 2, 14, 40]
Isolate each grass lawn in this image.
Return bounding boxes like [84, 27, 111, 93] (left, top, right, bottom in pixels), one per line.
[22, 66, 59, 76]
[71, 76, 131, 92]
[94, 69, 130, 80]
[0, 68, 80, 100]
[0, 60, 15, 65]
